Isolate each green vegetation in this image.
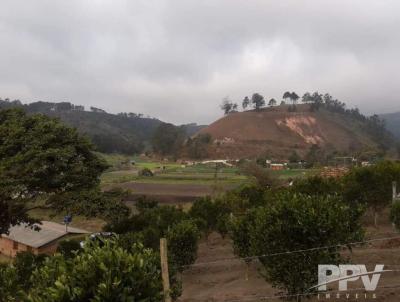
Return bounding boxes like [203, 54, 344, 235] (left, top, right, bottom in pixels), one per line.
[390, 202, 400, 231]
[166, 220, 200, 270]
[0, 241, 164, 302]
[0, 108, 113, 235]
[342, 161, 400, 227]
[0, 98, 205, 155]
[238, 193, 363, 297]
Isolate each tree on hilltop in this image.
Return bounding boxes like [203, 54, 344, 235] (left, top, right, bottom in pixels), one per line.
[268, 98, 277, 107]
[220, 97, 238, 115]
[251, 93, 265, 111]
[242, 96, 250, 110]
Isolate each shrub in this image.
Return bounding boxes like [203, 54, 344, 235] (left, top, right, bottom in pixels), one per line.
[167, 220, 200, 270]
[0, 264, 19, 302]
[189, 197, 218, 239]
[139, 168, 154, 177]
[342, 161, 400, 227]
[231, 192, 364, 297]
[57, 239, 82, 258]
[28, 240, 164, 302]
[14, 251, 47, 290]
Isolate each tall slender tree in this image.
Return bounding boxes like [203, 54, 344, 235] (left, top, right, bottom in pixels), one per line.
[290, 92, 299, 104]
[268, 98, 277, 107]
[242, 96, 250, 110]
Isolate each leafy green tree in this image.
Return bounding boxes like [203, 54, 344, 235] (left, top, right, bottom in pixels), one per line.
[288, 150, 301, 163]
[27, 240, 164, 302]
[268, 98, 277, 107]
[229, 211, 257, 280]
[242, 96, 250, 110]
[241, 161, 279, 188]
[290, 92, 299, 104]
[167, 220, 200, 270]
[0, 264, 20, 302]
[0, 108, 108, 234]
[248, 192, 364, 298]
[189, 197, 218, 240]
[186, 133, 211, 159]
[51, 188, 130, 223]
[14, 252, 46, 290]
[251, 93, 265, 110]
[152, 123, 186, 156]
[220, 97, 237, 115]
[57, 239, 82, 259]
[283, 91, 292, 103]
[342, 161, 400, 227]
[305, 144, 324, 167]
[291, 176, 341, 196]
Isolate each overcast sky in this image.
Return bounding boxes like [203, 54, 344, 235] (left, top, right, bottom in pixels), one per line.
[1, 0, 400, 124]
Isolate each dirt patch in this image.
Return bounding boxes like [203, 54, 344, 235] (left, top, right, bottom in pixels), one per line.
[198, 104, 375, 159]
[276, 116, 325, 145]
[180, 223, 400, 301]
[109, 182, 235, 203]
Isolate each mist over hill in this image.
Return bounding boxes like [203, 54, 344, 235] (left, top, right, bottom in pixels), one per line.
[381, 112, 400, 139]
[0, 98, 205, 155]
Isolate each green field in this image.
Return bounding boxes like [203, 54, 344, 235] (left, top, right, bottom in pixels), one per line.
[100, 154, 315, 186]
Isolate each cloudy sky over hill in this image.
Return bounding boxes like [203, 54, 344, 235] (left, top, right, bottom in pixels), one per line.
[1, 0, 400, 124]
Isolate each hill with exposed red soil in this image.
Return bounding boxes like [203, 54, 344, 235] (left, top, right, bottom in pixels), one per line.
[197, 104, 383, 159]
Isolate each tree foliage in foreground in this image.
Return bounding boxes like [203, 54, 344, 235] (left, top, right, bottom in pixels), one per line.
[0, 108, 109, 234]
[342, 161, 400, 227]
[0, 240, 164, 302]
[229, 192, 364, 298]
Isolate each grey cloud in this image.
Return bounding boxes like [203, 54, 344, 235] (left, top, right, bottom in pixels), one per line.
[1, 0, 400, 124]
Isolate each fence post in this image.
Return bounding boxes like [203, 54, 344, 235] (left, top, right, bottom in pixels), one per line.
[393, 181, 397, 203]
[160, 238, 172, 302]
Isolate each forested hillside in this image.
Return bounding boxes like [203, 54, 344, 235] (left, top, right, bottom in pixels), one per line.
[0, 98, 205, 154]
[381, 112, 400, 139]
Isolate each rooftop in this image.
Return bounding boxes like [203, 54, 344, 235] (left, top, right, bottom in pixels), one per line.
[2, 221, 90, 248]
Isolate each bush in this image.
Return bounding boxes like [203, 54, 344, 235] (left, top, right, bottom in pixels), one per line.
[14, 252, 46, 290]
[139, 168, 154, 177]
[189, 197, 218, 239]
[231, 192, 364, 297]
[390, 202, 400, 231]
[28, 240, 164, 302]
[342, 161, 400, 227]
[167, 220, 200, 270]
[0, 264, 19, 302]
[57, 239, 82, 258]
[291, 175, 341, 196]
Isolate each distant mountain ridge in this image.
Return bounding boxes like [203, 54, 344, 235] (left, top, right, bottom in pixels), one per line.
[0, 98, 205, 154]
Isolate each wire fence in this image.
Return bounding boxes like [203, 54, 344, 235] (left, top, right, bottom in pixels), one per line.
[176, 233, 400, 301]
[180, 233, 400, 269]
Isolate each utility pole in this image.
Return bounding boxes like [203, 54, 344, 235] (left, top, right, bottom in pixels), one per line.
[160, 238, 171, 302]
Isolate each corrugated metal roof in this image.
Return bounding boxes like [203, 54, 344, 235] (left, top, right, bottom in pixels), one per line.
[1, 221, 90, 248]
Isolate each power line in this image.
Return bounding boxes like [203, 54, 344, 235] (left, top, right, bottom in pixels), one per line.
[181, 233, 400, 268]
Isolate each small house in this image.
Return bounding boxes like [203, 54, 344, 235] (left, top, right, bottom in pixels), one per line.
[0, 221, 90, 258]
